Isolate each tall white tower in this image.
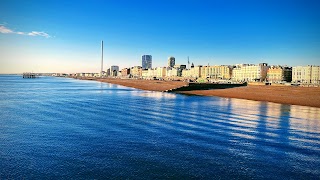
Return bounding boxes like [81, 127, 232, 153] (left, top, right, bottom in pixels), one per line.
[101, 40, 104, 77]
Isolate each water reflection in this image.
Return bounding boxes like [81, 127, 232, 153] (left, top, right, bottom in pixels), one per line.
[223, 98, 320, 132]
[213, 98, 320, 178]
[290, 106, 320, 133]
[132, 91, 177, 99]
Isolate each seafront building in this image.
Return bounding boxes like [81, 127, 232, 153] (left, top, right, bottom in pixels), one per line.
[182, 65, 202, 78]
[141, 69, 149, 79]
[121, 68, 130, 77]
[201, 65, 232, 80]
[166, 67, 180, 77]
[155, 67, 167, 79]
[141, 67, 167, 79]
[168, 57, 175, 68]
[130, 66, 143, 78]
[232, 63, 269, 82]
[76, 72, 100, 78]
[110, 66, 119, 76]
[142, 55, 152, 69]
[292, 65, 320, 84]
[166, 65, 186, 78]
[267, 66, 292, 83]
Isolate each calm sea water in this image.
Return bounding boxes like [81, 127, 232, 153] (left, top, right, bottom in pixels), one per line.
[1, 75, 320, 179]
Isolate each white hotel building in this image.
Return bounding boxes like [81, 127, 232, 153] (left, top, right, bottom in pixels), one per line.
[232, 63, 269, 82]
[292, 65, 320, 84]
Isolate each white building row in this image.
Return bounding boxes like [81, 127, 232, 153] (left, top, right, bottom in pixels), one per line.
[76, 63, 320, 85]
[292, 65, 320, 84]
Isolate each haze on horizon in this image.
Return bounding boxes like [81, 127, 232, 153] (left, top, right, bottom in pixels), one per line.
[0, 0, 319, 74]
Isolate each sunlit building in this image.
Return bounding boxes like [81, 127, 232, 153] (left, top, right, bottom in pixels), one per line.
[267, 66, 292, 83]
[201, 65, 232, 80]
[155, 67, 167, 78]
[182, 65, 202, 78]
[121, 68, 130, 77]
[141, 67, 166, 79]
[141, 69, 149, 79]
[167, 65, 186, 77]
[292, 65, 320, 84]
[167, 67, 179, 77]
[130, 66, 142, 78]
[232, 63, 269, 82]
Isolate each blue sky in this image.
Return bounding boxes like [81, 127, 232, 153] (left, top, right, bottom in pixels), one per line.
[1, 0, 319, 73]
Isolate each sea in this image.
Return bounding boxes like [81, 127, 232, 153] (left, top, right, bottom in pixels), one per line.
[1, 75, 320, 179]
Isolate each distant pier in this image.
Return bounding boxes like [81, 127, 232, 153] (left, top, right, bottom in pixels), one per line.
[23, 73, 37, 78]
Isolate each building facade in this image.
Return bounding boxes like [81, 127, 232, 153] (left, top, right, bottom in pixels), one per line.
[141, 69, 149, 79]
[110, 66, 119, 76]
[130, 66, 143, 78]
[182, 65, 202, 78]
[155, 67, 167, 78]
[201, 65, 232, 80]
[267, 66, 292, 83]
[232, 63, 269, 82]
[292, 65, 320, 84]
[168, 57, 175, 68]
[121, 68, 131, 77]
[141, 67, 167, 79]
[142, 55, 152, 69]
[166, 67, 179, 77]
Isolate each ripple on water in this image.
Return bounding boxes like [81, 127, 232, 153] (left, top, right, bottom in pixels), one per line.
[0, 75, 320, 179]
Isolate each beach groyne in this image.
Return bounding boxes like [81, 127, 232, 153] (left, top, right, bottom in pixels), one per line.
[167, 82, 247, 92]
[80, 77, 246, 92]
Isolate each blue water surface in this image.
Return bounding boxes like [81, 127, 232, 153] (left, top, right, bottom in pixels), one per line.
[0, 75, 320, 179]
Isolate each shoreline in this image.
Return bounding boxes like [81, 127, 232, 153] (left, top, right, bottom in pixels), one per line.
[78, 77, 320, 108]
[95, 78, 188, 91]
[178, 86, 320, 108]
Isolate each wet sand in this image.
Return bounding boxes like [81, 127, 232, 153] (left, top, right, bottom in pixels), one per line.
[179, 86, 320, 108]
[96, 78, 188, 92]
[84, 78, 320, 108]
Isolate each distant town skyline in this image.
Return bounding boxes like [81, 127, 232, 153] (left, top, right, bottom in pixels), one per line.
[1, 0, 320, 73]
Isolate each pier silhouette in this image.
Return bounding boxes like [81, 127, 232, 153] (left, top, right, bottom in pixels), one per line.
[22, 72, 37, 78]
